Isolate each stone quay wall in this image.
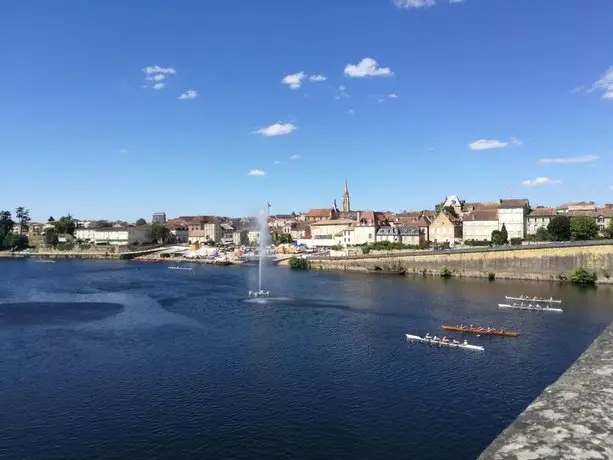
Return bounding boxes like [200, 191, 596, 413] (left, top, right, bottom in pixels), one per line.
[308, 243, 613, 283]
[478, 321, 613, 459]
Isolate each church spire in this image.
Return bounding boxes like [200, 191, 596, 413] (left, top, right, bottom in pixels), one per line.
[342, 177, 351, 212]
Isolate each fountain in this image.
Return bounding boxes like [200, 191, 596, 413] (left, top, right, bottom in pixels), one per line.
[248, 206, 271, 298]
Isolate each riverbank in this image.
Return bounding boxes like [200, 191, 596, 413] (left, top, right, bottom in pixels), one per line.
[306, 243, 613, 284]
[0, 251, 120, 260]
[131, 255, 242, 265]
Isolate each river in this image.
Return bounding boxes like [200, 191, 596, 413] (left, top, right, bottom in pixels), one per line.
[0, 259, 611, 459]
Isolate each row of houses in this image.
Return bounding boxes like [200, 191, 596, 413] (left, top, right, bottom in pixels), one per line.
[267, 197, 613, 249]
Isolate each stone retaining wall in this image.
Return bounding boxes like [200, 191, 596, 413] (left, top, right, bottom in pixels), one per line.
[478, 321, 613, 459]
[308, 244, 613, 283]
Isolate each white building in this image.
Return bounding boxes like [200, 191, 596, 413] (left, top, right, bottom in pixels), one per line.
[497, 199, 530, 239]
[310, 219, 354, 247]
[248, 230, 261, 245]
[463, 209, 499, 242]
[93, 227, 152, 246]
[429, 211, 463, 247]
[75, 228, 97, 242]
[526, 208, 557, 235]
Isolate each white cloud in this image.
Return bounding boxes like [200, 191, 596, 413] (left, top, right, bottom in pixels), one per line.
[309, 74, 327, 82]
[393, 0, 435, 8]
[142, 65, 176, 75]
[338, 85, 346, 91]
[273, 160, 282, 165]
[146, 74, 166, 82]
[252, 122, 297, 137]
[178, 90, 198, 100]
[468, 139, 509, 150]
[388, 93, 398, 98]
[248, 169, 266, 177]
[538, 155, 599, 164]
[344, 57, 393, 78]
[152, 82, 166, 90]
[346, 108, 355, 115]
[289, 154, 300, 160]
[393, 0, 462, 7]
[591, 67, 613, 100]
[335, 85, 349, 100]
[282, 72, 306, 89]
[510, 137, 523, 146]
[522, 177, 562, 186]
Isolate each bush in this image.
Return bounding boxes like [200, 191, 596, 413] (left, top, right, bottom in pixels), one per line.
[488, 272, 496, 281]
[289, 256, 310, 270]
[3, 233, 29, 250]
[56, 242, 74, 251]
[440, 267, 453, 278]
[510, 238, 522, 246]
[570, 267, 597, 285]
[464, 239, 490, 247]
[603, 270, 610, 279]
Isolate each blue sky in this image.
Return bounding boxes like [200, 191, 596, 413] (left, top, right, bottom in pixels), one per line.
[1, 0, 612, 221]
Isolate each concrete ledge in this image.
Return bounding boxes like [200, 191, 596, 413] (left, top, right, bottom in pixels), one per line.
[479, 322, 613, 459]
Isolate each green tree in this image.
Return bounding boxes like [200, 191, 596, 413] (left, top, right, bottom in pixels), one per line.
[150, 223, 170, 243]
[54, 215, 76, 235]
[45, 228, 59, 246]
[547, 215, 571, 241]
[0, 211, 15, 250]
[491, 229, 505, 245]
[443, 206, 458, 218]
[135, 218, 147, 226]
[48, 216, 55, 222]
[604, 219, 613, 239]
[570, 216, 599, 240]
[3, 233, 29, 250]
[96, 220, 113, 228]
[534, 226, 551, 241]
[500, 223, 509, 244]
[15, 207, 31, 234]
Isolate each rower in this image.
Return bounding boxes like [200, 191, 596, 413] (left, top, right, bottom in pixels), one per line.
[463, 340, 468, 345]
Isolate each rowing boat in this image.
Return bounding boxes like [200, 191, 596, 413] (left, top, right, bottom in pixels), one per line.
[405, 334, 484, 351]
[441, 325, 519, 337]
[168, 266, 193, 271]
[498, 303, 563, 312]
[504, 295, 561, 304]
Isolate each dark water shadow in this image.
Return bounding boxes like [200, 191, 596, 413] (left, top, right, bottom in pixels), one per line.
[0, 302, 124, 326]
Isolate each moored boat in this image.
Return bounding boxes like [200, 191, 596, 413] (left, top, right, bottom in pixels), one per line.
[498, 303, 563, 312]
[505, 295, 561, 304]
[441, 325, 519, 337]
[405, 334, 484, 351]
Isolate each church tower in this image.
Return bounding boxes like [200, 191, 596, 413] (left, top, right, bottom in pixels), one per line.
[342, 178, 351, 212]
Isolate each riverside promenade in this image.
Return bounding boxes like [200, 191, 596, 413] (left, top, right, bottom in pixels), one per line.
[479, 321, 613, 459]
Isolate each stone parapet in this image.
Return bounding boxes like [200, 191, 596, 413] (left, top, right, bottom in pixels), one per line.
[478, 322, 613, 459]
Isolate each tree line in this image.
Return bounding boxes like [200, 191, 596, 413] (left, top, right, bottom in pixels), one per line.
[0, 207, 31, 250]
[532, 215, 613, 242]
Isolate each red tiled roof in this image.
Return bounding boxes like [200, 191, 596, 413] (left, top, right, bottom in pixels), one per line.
[310, 218, 355, 226]
[498, 199, 530, 209]
[528, 207, 558, 217]
[464, 209, 499, 221]
[305, 208, 333, 217]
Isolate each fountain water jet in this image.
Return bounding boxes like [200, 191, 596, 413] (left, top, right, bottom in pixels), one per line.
[248, 205, 271, 298]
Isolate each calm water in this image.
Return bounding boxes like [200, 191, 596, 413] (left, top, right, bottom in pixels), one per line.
[1, 259, 612, 460]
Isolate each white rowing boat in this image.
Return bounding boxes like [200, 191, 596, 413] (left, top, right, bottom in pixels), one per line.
[498, 303, 563, 312]
[505, 295, 561, 304]
[405, 334, 484, 351]
[168, 266, 193, 271]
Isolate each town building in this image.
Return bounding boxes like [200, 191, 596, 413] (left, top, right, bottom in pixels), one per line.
[289, 223, 310, 240]
[463, 209, 499, 242]
[167, 223, 189, 243]
[75, 228, 97, 242]
[557, 202, 597, 214]
[188, 217, 221, 244]
[248, 230, 261, 245]
[376, 226, 423, 246]
[152, 212, 166, 224]
[93, 227, 152, 245]
[526, 208, 558, 235]
[233, 230, 249, 245]
[304, 208, 337, 222]
[497, 199, 530, 239]
[429, 211, 463, 247]
[310, 218, 355, 247]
